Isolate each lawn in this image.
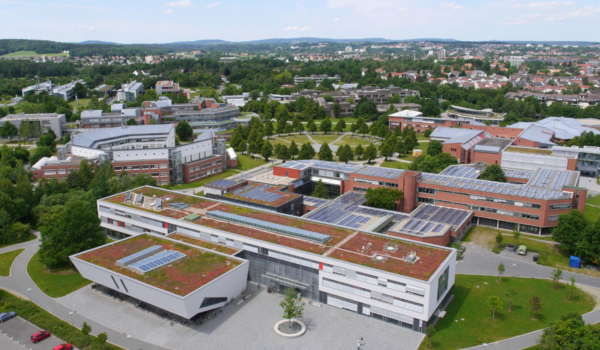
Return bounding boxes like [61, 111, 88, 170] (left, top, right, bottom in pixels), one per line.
[380, 160, 411, 170]
[69, 98, 90, 108]
[236, 154, 268, 171]
[587, 195, 600, 206]
[0, 249, 24, 277]
[165, 169, 240, 190]
[584, 204, 600, 223]
[1, 50, 67, 58]
[311, 135, 341, 144]
[397, 142, 429, 161]
[268, 135, 312, 147]
[335, 135, 376, 147]
[27, 252, 91, 298]
[418, 275, 595, 350]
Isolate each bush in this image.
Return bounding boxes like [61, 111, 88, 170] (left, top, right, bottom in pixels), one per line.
[0, 291, 121, 350]
[537, 251, 550, 266]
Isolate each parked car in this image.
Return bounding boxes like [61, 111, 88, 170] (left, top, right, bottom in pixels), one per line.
[53, 344, 73, 350]
[506, 244, 515, 252]
[518, 245, 527, 255]
[0, 311, 16, 323]
[30, 330, 50, 343]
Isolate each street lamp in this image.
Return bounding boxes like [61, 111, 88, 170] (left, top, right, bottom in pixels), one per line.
[27, 288, 31, 301]
[69, 311, 76, 325]
[127, 334, 132, 350]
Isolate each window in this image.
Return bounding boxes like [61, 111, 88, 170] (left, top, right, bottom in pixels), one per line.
[418, 187, 436, 194]
[133, 165, 140, 170]
[200, 297, 228, 308]
[124, 166, 131, 170]
[151, 172, 159, 177]
[142, 165, 149, 170]
[114, 166, 122, 171]
[550, 203, 571, 210]
[418, 197, 435, 204]
[548, 215, 559, 222]
[151, 164, 158, 169]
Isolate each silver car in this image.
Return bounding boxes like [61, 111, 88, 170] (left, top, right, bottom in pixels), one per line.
[0, 311, 16, 322]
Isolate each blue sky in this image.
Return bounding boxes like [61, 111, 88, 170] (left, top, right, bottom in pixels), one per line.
[1, 0, 599, 43]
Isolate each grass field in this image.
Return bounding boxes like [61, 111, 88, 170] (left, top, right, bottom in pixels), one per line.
[269, 135, 312, 147]
[585, 204, 600, 223]
[236, 154, 268, 171]
[380, 160, 411, 170]
[397, 142, 429, 161]
[1, 50, 67, 58]
[311, 135, 341, 144]
[0, 249, 24, 277]
[165, 169, 240, 190]
[586, 195, 600, 207]
[27, 252, 91, 298]
[418, 275, 595, 350]
[334, 135, 375, 147]
[68, 98, 90, 108]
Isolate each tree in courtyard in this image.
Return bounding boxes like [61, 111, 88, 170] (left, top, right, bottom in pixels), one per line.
[319, 117, 332, 134]
[539, 313, 599, 350]
[364, 143, 378, 163]
[81, 321, 92, 345]
[354, 144, 364, 160]
[552, 210, 586, 256]
[237, 140, 247, 154]
[358, 123, 369, 135]
[425, 325, 436, 348]
[513, 227, 521, 247]
[97, 332, 108, 350]
[77, 159, 94, 190]
[264, 121, 274, 138]
[175, 121, 193, 141]
[495, 232, 503, 250]
[126, 118, 137, 126]
[506, 288, 517, 312]
[480, 164, 507, 182]
[567, 276, 576, 301]
[487, 295, 501, 319]
[277, 145, 290, 162]
[0, 122, 18, 141]
[261, 141, 273, 162]
[318, 142, 333, 161]
[297, 143, 315, 160]
[427, 140, 443, 157]
[379, 140, 394, 161]
[498, 262, 505, 281]
[334, 120, 345, 134]
[309, 123, 317, 133]
[288, 141, 299, 159]
[313, 180, 328, 199]
[529, 296, 542, 320]
[280, 287, 305, 327]
[336, 144, 354, 163]
[365, 187, 403, 211]
[551, 268, 563, 290]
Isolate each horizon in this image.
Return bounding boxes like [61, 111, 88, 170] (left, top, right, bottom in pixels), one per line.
[1, 0, 599, 44]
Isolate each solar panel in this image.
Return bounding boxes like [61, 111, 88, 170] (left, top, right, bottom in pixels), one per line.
[117, 245, 163, 267]
[136, 194, 143, 204]
[129, 250, 186, 274]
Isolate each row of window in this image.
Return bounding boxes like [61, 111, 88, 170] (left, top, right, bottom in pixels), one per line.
[469, 205, 540, 220]
[188, 161, 219, 173]
[322, 264, 425, 297]
[189, 169, 220, 180]
[323, 278, 424, 313]
[355, 178, 399, 188]
[114, 164, 167, 171]
[418, 186, 543, 210]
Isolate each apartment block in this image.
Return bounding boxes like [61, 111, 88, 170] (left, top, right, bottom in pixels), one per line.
[155, 81, 181, 95]
[0, 112, 66, 136]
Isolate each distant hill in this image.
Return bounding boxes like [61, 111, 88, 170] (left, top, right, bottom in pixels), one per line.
[168, 39, 228, 45]
[79, 40, 119, 45]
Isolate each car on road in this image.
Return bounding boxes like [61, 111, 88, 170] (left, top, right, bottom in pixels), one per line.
[0, 311, 16, 322]
[30, 330, 51, 343]
[53, 344, 73, 350]
[518, 245, 527, 255]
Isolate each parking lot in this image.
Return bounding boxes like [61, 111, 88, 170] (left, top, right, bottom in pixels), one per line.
[0, 316, 69, 350]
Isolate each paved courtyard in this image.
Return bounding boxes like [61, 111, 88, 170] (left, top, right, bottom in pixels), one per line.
[57, 283, 424, 350]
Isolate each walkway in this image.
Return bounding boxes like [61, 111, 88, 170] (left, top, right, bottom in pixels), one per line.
[0, 233, 167, 350]
[457, 243, 600, 349]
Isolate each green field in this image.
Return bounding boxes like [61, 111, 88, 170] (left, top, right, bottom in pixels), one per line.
[0, 249, 24, 277]
[584, 204, 600, 223]
[269, 135, 312, 147]
[587, 195, 600, 207]
[380, 160, 411, 170]
[311, 135, 341, 144]
[418, 275, 595, 350]
[236, 154, 268, 171]
[334, 135, 375, 147]
[397, 142, 429, 161]
[1, 51, 67, 58]
[27, 252, 91, 298]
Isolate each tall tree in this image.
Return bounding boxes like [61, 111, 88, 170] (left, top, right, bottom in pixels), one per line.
[506, 288, 517, 312]
[0, 122, 18, 141]
[551, 268, 563, 290]
[355, 144, 364, 160]
[288, 141, 299, 159]
[487, 296, 501, 319]
[498, 262, 505, 281]
[261, 140, 273, 161]
[175, 121, 193, 141]
[379, 140, 394, 161]
[313, 180, 328, 199]
[298, 143, 316, 160]
[364, 144, 378, 163]
[428, 140, 443, 157]
[365, 187, 403, 210]
[319, 118, 332, 134]
[480, 164, 507, 182]
[318, 142, 333, 161]
[280, 286, 305, 327]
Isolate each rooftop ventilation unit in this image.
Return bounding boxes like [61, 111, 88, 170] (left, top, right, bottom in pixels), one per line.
[136, 194, 143, 205]
[124, 191, 132, 204]
[406, 251, 418, 264]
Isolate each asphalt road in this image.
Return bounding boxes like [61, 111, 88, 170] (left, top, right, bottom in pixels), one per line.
[0, 316, 67, 350]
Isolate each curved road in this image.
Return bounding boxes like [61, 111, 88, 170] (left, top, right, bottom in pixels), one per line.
[0, 233, 168, 350]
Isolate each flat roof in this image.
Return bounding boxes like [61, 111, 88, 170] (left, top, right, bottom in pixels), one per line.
[76, 234, 242, 296]
[439, 165, 481, 179]
[388, 219, 452, 238]
[222, 183, 301, 207]
[473, 138, 513, 153]
[2, 113, 63, 120]
[71, 125, 173, 148]
[506, 147, 553, 155]
[104, 187, 451, 280]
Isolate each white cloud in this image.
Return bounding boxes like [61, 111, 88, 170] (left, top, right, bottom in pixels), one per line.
[546, 5, 600, 21]
[441, 2, 463, 10]
[501, 13, 541, 25]
[333, 17, 339, 21]
[328, 0, 406, 13]
[513, 1, 575, 10]
[163, 9, 174, 13]
[166, 0, 193, 7]
[88, 26, 95, 31]
[206, 2, 220, 8]
[285, 26, 310, 31]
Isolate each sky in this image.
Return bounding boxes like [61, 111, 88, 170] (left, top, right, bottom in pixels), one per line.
[1, 0, 599, 43]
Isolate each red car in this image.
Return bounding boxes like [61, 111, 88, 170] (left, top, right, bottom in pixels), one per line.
[30, 330, 50, 343]
[53, 344, 73, 350]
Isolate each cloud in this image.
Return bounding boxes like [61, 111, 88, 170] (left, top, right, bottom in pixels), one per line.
[441, 2, 463, 10]
[513, 1, 575, 10]
[77, 25, 86, 29]
[163, 9, 174, 13]
[285, 26, 310, 31]
[546, 5, 600, 21]
[501, 13, 541, 25]
[88, 26, 95, 31]
[333, 17, 339, 21]
[327, 0, 407, 13]
[206, 1, 220, 8]
[166, 0, 193, 7]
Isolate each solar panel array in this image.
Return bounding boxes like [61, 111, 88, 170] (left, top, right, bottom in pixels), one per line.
[411, 204, 470, 227]
[208, 179, 238, 189]
[421, 173, 569, 200]
[169, 202, 190, 210]
[354, 207, 409, 221]
[355, 166, 405, 179]
[303, 196, 330, 208]
[129, 250, 186, 274]
[207, 210, 331, 243]
[116, 245, 163, 267]
[392, 219, 449, 236]
[304, 192, 373, 229]
[439, 166, 480, 179]
[229, 184, 286, 204]
[528, 169, 575, 191]
[504, 169, 534, 180]
[337, 214, 371, 228]
[277, 160, 363, 174]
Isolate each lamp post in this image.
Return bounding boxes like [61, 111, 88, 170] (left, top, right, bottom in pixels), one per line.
[27, 288, 31, 301]
[127, 334, 132, 350]
[69, 311, 76, 326]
